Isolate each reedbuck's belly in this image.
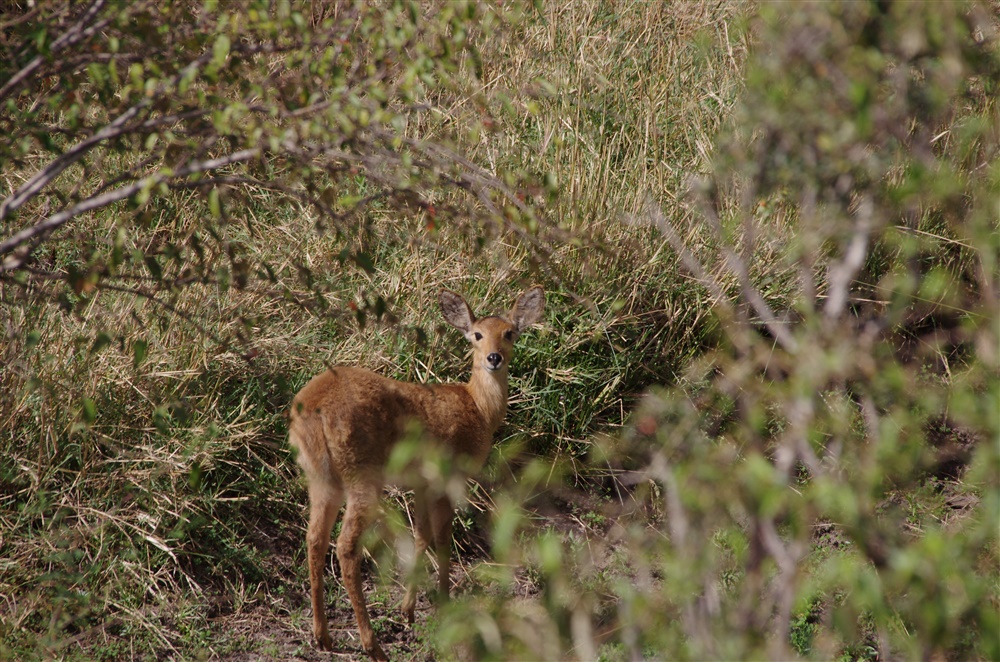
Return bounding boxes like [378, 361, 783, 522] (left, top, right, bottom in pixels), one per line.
[382, 436, 491, 494]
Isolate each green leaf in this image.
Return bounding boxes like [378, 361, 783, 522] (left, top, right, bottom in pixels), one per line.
[337, 194, 364, 209]
[81, 397, 97, 425]
[212, 34, 231, 70]
[90, 332, 113, 355]
[188, 461, 203, 490]
[152, 405, 173, 436]
[216, 265, 230, 292]
[178, 63, 198, 95]
[129, 62, 144, 91]
[353, 251, 375, 274]
[145, 256, 162, 280]
[208, 188, 221, 218]
[133, 339, 149, 369]
[87, 62, 107, 89]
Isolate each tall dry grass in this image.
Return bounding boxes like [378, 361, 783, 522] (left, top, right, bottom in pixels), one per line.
[19, 0, 997, 659]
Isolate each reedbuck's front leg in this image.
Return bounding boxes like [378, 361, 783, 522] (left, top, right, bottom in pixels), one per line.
[402, 491, 455, 623]
[430, 495, 454, 601]
[402, 489, 433, 624]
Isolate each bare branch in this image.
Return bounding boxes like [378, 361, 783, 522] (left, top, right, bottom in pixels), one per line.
[678, 183, 800, 354]
[824, 195, 874, 320]
[1, 43, 217, 226]
[720, 245, 799, 353]
[696, 187, 800, 354]
[0, 100, 151, 222]
[798, 184, 819, 310]
[0, 148, 261, 270]
[0, 0, 111, 103]
[640, 195, 758, 355]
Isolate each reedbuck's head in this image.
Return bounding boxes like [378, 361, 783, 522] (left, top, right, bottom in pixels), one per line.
[439, 286, 545, 374]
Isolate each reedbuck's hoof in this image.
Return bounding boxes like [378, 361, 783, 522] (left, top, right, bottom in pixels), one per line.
[366, 642, 388, 661]
[402, 596, 416, 624]
[315, 631, 333, 651]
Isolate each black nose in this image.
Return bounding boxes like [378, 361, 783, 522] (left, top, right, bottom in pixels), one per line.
[487, 353, 503, 369]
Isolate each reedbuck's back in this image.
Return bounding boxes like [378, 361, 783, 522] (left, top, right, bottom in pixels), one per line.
[289, 286, 544, 660]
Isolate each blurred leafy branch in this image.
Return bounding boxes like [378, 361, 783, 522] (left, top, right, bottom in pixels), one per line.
[435, 3, 999, 660]
[609, 3, 1000, 659]
[0, 0, 558, 341]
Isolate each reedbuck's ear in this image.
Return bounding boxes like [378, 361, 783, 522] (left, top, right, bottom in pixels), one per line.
[439, 289, 475, 333]
[509, 286, 544, 331]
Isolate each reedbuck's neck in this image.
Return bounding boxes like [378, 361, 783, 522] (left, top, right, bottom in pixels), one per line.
[467, 360, 510, 435]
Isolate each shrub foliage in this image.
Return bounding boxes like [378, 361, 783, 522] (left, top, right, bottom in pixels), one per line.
[1, 0, 997, 659]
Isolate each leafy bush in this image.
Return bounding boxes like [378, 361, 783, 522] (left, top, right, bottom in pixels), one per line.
[435, 2, 999, 660]
[1, 0, 996, 660]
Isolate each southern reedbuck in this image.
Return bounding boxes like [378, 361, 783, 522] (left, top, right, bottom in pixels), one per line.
[289, 286, 545, 659]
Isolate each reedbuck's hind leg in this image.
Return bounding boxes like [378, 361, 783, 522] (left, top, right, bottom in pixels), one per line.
[337, 481, 387, 661]
[307, 482, 344, 651]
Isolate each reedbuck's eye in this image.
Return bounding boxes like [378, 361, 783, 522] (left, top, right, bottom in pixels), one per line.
[504, 330, 514, 341]
[473, 332, 483, 341]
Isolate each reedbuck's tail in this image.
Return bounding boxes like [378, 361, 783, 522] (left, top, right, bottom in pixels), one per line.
[290, 286, 544, 660]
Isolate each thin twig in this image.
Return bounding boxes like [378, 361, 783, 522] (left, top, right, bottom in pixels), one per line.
[0, 0, 111, 103]
[824, 195, 873, 320]
[1, 148, 261, 268]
